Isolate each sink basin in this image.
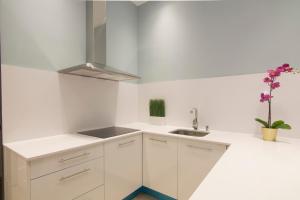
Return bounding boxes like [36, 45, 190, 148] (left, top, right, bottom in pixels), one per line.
[169, 129, 209, 137]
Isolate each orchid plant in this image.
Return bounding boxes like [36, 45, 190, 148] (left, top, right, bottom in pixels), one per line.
[255, 63, 298, 130]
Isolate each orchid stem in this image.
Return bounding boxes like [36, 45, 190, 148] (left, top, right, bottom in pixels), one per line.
[268, 87, 272, 128]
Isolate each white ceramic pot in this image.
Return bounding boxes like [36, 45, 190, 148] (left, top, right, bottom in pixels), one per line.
[149, 116, 166, 126]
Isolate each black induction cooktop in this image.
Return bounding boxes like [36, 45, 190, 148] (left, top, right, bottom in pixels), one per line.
[78, 126, 140, 139]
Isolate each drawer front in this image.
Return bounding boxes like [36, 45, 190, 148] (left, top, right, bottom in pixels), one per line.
[73, 186, 104, 200]
[31, 144, 103, 179]
[31, 158, 104, 200]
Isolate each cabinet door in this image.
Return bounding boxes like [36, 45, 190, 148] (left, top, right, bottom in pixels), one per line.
[105, 134, 142, 200]
[143, 133, 178, 199]
[178, 139, 226, 200]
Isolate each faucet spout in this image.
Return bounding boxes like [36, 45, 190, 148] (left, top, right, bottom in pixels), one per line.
[190, 108, 198, 130]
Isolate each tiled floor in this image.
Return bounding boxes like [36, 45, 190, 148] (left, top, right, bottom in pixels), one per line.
[133, 193, 158, 200]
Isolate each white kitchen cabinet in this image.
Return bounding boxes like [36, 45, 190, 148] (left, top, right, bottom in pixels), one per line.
[5, 131, 229, 200]
[143, 133, 178, 199]
[4, 149, 31, 200]
[178, 139, 227, 200]
[105, 134, 142, 200]
[31, 158, 103, 200]
[31, 144, 103, 179]
[4, 144, 104, 200]
[73, 186, 104, 200]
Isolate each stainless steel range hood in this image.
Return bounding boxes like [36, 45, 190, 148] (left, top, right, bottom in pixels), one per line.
[59, 1, 140, 81]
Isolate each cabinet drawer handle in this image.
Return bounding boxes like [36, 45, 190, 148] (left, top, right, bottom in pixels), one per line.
[118, 140, 135, 147]
[187, 144, 212, 151]
[59, 152, 90, 163]
[149, 138, 167, 143]
[59, 168, 91, 182]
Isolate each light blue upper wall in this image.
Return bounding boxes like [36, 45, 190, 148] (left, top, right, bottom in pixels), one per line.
[2, 0, 300, 83]
[138, 0, 300, 83]
[106, 1, 138, 75]
[1, 0, 86, 71]
[1, 0, 138, 76]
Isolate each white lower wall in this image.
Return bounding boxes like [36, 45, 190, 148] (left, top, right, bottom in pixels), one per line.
[138, 74, 300, 138]
[2, 65, 138, 142]
[3, 65, 300, 142]
[115, 81, 138, 126]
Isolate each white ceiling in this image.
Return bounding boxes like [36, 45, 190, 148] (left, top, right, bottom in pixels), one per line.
[131, 0, 221, 6]
[131, 1, 147, 6]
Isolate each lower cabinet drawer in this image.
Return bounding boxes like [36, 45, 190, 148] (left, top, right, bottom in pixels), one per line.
[73, 186, 104, 200]
[31, 144, 103, 179]
[31, 158, 104, 200]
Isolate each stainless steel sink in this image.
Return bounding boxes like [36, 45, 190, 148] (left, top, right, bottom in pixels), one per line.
[169, 129, 209, 137]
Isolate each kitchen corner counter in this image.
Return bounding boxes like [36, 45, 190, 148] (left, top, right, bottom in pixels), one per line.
[122, 123, 300, 200]
[4, 123, 300, 200]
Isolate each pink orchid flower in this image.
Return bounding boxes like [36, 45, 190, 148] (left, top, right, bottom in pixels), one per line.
[268, 69, 281, 78]
[260, 93, 272, 102]
[258, 63, 297, 128]
[263, 77, 272, 83]
[271, 82, 280, 89]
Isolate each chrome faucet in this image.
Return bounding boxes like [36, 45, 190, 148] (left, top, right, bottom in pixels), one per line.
[190, 108, 198, 130]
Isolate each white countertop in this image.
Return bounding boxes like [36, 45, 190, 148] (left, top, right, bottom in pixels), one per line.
[4, 123, 300, 200]
[4, 129, 142, 160]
